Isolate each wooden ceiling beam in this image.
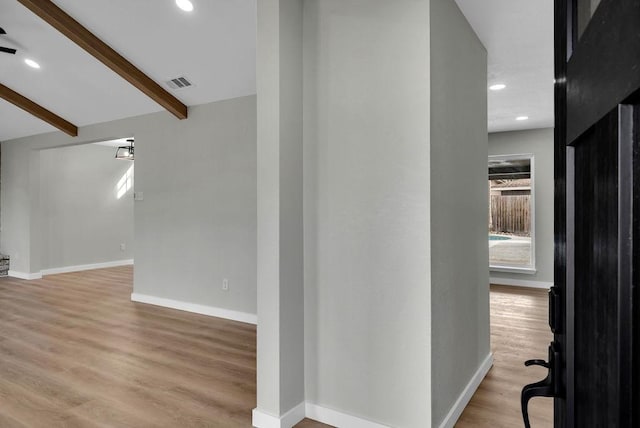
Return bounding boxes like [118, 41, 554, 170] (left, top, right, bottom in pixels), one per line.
[17, 0, 188, 120]
[0, 83, 78, 136]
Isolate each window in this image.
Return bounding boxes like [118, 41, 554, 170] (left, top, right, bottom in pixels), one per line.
[577, 0, 602, 41]
[488, 154, 535, 272]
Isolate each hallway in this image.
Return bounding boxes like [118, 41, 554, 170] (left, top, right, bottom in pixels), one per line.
[457, 285, 553, 427]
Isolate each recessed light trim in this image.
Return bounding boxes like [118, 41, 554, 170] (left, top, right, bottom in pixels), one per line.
[175, 0, 194, 12]
[489, 83, 506, 91]
[516, 116, 529, 121]
[24, 58, 40, 69]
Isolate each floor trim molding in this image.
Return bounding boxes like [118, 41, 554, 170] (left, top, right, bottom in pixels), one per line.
[131, 293, 257, 325]
[252, 402, 306, 428]
[437, 353, 494, 428]
[41, 259, 134, 276]
[305, 403, 391, 428]
[7, 270, 43, 280]
[489, 277, 553, 289]
[252, 402, 389, 428]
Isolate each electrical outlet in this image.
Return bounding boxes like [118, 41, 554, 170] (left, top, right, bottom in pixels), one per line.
[120, 243, 126, 251]
[222, 278, 229, 291]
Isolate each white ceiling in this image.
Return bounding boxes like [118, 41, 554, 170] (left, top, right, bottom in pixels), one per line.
[93, 137, 132, 148]
[455, 0, 555, 133]
[1, 1, 551, 141]
[0, 0, 256, 141]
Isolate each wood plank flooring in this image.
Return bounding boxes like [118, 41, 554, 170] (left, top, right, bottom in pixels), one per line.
[0, 268, 551, 427]
[456, 285, 553, 427]
[0, 266, 258, 427]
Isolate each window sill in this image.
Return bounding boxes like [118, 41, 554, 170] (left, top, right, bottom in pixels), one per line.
[490, 265, 537, 275]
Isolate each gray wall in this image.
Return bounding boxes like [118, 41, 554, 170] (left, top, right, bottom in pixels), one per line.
[0, 143, 31, 272]
[303, 0, 432, 426]
[39, 144, 134, 270]
[1, 96, 257, 315]
[489, 128, 554, 286]
[430, 0, 490, 425]
[255, 0, 305, 417]
[133, 97, 257, 315]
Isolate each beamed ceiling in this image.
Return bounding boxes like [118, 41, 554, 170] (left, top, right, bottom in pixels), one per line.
[1, 0, 552, 141]
[0, 0, 257, 141]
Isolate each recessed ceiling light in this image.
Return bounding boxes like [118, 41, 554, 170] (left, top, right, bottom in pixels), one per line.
[489, 84, 506, 91]
[24, 58, 40, 69]
[516, 116, 529, 121]
[175, 0, 194, 12]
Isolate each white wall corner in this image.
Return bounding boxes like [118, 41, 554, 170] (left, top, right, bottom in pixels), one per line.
[252, 402, 306, 428]
[41, 259, 134, 276]
[130, 293, 257, 325]
[437, 353, 494, 428]
[489, 277, 553, 289]
[305, 403, 392, 428]
[7, 270, 43, 280]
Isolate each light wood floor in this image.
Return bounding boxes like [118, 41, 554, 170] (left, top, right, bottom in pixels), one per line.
[0, 268, 551, 427]
[0, 267, 329, 428]
[456, 285, 553, 427]
[0, 266, 262, 427]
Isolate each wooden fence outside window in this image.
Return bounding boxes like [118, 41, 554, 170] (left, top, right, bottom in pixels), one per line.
[489, 195, 531, 236]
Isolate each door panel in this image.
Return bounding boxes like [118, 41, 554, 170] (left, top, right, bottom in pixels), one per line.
[545, 0, 640, 426]
[569, 107, 622, 427]
[558, 102, 639, 427]
[634, 103, 640, 426]
[566, 0, 640, 142]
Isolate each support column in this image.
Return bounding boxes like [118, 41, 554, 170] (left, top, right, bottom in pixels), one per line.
[253, 0, 305, 426]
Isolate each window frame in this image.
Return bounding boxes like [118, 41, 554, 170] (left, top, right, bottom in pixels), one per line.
[488, 153, 536, 274]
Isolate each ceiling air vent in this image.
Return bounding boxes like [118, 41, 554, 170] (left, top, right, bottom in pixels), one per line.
[166, 76, 193, 90]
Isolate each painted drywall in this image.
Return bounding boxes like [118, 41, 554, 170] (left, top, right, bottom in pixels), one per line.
[489, 128, 554, 286]
[1, 96, 257, 316]
[429, 0, 490, 426]
[0, 143, 31, 272]
[133, 99, 256, 316]
[277, 0, 305, 413]
[38, 144, 134, 270]
[255, 0, 305, 419]
[303, 1, 432, 426]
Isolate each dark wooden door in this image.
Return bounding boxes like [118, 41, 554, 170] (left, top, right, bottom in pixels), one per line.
[548, 0, 640, 427]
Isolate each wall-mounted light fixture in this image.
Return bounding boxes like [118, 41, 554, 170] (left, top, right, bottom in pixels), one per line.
[115, 139, 134, 160]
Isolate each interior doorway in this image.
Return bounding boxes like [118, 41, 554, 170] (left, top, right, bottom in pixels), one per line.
[37, 138, 135, 275]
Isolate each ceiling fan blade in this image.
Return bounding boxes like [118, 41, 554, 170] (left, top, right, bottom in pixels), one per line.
[0, 47, 16, 55]
[0, 27, 6, 35]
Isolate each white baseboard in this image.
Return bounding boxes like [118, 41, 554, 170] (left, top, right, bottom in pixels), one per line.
[306, 403, 391, 428]
[41, 259, 134, 276]
[253, 401, 388, 428]
[252, 402, 305, 428]
[131, 293, 257, 325]
[8, 270, 42, 280]
[438, 353, 494, 428]
[490, 277, 553, 289]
